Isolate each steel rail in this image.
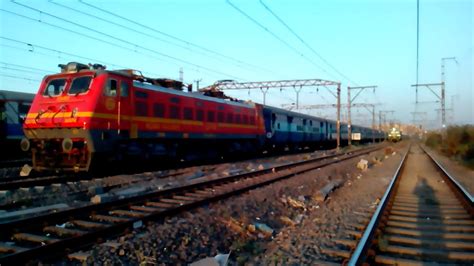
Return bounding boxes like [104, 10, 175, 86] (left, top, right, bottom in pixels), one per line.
[349, 144, 474, 265]
[422, 146, 474, 206]
[348, 145, 410, 265]
[0, 145, 384, 264]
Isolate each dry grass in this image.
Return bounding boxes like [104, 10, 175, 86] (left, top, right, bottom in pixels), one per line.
[425, 125, 474, 169]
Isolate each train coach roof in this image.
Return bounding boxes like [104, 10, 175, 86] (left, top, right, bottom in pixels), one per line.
[262, 105, 328, 122]
[0, 90, 35, 102]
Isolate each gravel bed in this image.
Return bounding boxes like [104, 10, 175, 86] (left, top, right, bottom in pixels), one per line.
[423, 145, 474, 195]
[62, 142, 405, 265]
[0, 148, 343, 213]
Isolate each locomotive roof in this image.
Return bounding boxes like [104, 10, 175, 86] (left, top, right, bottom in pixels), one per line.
[133, 81, 257, 109]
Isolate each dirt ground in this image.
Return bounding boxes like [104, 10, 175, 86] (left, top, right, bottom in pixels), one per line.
[67, 142, 408, 265]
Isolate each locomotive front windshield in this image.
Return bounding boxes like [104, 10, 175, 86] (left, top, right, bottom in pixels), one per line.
[43, 78, 66, 96]
[43, 76, 93, 96]
[68, 76, 92, 95]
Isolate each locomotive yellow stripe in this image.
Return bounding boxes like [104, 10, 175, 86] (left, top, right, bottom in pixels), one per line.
[25, 112, 260, 129]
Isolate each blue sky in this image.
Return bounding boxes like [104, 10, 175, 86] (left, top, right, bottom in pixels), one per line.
[0, 0, 472, 128]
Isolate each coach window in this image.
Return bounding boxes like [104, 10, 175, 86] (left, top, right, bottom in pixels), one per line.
[44, 78, 66, 96]
[217, 112, 225, 122]
[18, 102, 31, 123]
[242, 115, 249, 124]
[226, 113, 233, 123]
[69, 76, 92, 95]
[169, 105, 180, 119]
[135, 102, 148, 116]
[184, 107, 194, 120]
[170, 97, 180, 104]
[196, 109, 204, 121]
[105, 79, 118, 96]
[120, 81, 129, 97]
[250, 116, 255, 125]
[135, 91, 148, 99]
[235, 114, 241, 124]
[207, 111, 215, 122]
[153, 103, 165, 117]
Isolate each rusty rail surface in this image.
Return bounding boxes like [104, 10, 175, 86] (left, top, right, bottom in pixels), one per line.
[347, 144, 474, 265]
[0, 145, 384, 264]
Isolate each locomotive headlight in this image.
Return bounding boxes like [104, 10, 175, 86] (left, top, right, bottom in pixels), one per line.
[71, 107, 78, 118]
[62, 138, 73, 153]
[20, 138, 30, 152]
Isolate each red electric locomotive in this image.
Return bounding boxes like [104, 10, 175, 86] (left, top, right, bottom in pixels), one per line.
[22, 62, 266, 172]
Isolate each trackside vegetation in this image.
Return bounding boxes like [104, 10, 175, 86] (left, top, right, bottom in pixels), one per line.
[425, 125, 474, 169]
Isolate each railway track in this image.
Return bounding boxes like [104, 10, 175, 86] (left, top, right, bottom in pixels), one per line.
[0, 144, 384, 264]
[0, 159, 30, 169]
[323, 144, 474, 265]
[0, 148, 339, 191]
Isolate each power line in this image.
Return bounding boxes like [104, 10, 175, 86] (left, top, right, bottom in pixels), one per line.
[49, 1, 239, 68]
[78, 0, 271, 74]
[1, 37, 126, 70]
[7, 2, 243, 80]
[259, 0, 358, 86]
[0, 61, 53, 73]
[0, 66, 49, 75]
[226, 0, 337, 81]
[0, 72, 41, 82]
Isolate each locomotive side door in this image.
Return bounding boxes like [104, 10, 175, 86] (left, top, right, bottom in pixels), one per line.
[103, 77, 119, 134]
[118, 79, 132, 138]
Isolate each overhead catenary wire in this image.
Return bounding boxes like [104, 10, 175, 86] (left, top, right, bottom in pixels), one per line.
[49, 1, 250, 71]
[259, 0, 359, 86]
[0, 72, 41, 82]
[0, 66, 49, 75]
[77, 0, 274, 74]
[1, 37, 131, 70]
[0, 37, 163, 77]
[0, 62, 53, 73]
[6, 2, 243, 80]
[226, 0, 339, 81]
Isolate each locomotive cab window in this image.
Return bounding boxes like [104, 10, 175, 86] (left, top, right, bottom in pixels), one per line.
[69, 76, 92, 95]
[44, 79, 66, 96]
[105, 79, 118, 96]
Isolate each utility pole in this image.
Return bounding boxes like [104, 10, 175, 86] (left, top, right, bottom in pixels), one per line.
[194, 79, 202, 90]
[379, 110, 395, 131]
[336, 83, 341, 150]
[441, 57, 457, 128]
[179, 67, 183, 82]
[347, 85, 377, 146]
[411, 83, 443, 128]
